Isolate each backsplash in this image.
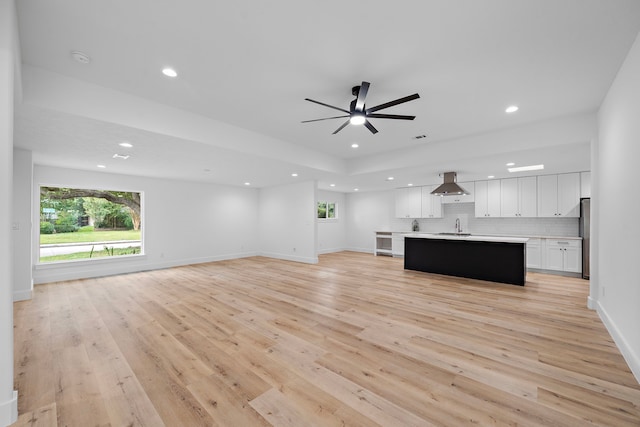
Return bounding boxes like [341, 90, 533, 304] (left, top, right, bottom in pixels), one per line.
[392, 203, 579, 237]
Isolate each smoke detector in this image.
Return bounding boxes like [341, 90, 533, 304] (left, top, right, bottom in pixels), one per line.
[71, 51, 91, 64]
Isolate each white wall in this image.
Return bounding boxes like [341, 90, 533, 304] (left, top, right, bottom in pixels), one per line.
[33, 165, 260, 284]
[258, 180, 317, 263]
[596, 32, 640, 381]
[345, 190, 395, 252]
[317, 190, 346, 254]
[12, 148, 32, 301]
[0, 0, 18, 423]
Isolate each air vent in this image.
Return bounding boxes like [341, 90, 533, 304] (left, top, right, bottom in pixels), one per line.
[413, 134, 428, 139]
[112, 154, 130, 160]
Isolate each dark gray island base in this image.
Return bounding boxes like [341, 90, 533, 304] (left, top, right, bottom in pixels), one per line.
[404, 235, 527, 286]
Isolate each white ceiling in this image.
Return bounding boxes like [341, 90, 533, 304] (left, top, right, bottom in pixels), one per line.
[12, 0, 640, 191]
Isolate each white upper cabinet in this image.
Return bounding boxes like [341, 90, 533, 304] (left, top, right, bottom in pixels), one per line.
[474, 180, 501, 217]
[500, 176, 537, 217]
[421, 185, 443, 218]
[395, 187, 422, 218]
[537, 173, 580, 217]
[441, 182, 475, 204]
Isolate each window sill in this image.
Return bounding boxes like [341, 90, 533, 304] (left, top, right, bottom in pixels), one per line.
[35, 253, 147, 270]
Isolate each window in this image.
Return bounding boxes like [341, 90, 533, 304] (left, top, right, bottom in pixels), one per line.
[317, 201, 337, 219]
[39, 186, 143, 263]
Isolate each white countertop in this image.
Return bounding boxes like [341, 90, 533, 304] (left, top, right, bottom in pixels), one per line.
[402, 233, 529, 244]
[386, 231, 581, 240]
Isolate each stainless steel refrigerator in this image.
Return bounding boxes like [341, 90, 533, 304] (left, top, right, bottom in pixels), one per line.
[579, 198, 590, 279]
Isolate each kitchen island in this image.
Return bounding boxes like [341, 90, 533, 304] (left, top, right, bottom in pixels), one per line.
[404, 234, 529, 286]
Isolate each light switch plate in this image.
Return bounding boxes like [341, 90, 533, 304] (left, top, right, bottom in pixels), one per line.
[12, 222, 19, 230]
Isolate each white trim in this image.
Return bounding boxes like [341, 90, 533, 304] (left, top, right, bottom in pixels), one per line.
[13, 289, 32, 302]
[346, 247, 374, 254]
[0, 390, 18, 426]
[587, 295, 595, 310]
[597, 301, 640, 383]
[317, 247, 346, 255]
[259, 252, 318, 264]
[33, 252, 259, 284]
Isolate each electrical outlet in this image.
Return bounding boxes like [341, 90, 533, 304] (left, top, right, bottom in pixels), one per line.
[293, 247, 296, 252]
[11, 222, 19, 231]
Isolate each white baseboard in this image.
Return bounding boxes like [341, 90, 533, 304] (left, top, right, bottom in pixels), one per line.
[317, 247, 346, 255]
[259, 252, 318, 264]
[33, 251, 260, 284]
[0, 390, 18, 426]
[345, 247, 374, 254]
[13, 289, 33, 302]
[597, 301, 640, 383]
[587, 295, 596, 310]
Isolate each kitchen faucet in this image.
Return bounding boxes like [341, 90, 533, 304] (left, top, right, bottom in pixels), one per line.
[455, 218, 462, 233]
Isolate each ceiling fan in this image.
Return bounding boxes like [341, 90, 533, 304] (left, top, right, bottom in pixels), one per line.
[302, 81, 420, 134]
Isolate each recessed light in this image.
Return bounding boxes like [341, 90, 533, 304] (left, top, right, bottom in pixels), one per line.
[119, 142, 133, 148]
[351, 143, 359, 148]
[488, 175, 495, 179]
[354, 188, 359, 192]
[505, 105, 519, 113]
[506, 162, 515, 166]
[244, 182, 251, 186]
[387, 177, 394, 181]
[203, 168, 211, 172]
[112, 154, 130, 160]
[71, 51, 91, 64]
[162, 68, 178, 78]
[329, 184, 336, 187]
[508, 164, 544, 173]
[97, 164, 106, 169]
[291, 173, 298, 177]
[407, 183, 413, 187]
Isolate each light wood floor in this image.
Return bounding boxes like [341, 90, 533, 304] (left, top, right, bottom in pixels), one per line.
[13, 252, 640, 426]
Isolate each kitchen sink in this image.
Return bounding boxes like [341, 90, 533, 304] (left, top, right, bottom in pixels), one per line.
[437, 232, 472, 236]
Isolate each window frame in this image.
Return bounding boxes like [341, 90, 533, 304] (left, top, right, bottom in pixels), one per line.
[317, 200, 338, 221]
[37, 185, 145, 265]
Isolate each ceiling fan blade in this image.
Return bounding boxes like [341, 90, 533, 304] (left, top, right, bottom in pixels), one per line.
[354, 81, 370, 112]
[364, 120, 378, 134]
[366, 93, 420, 113]
[305, 98, 350, 114]
[367, 113, 416, 120]
[332, 120, 351, 135]
[301, 115, 349, 123]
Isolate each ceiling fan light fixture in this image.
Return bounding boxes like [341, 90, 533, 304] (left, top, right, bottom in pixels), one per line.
[350, 114, 366, 126]
[302, 81, 419, 134]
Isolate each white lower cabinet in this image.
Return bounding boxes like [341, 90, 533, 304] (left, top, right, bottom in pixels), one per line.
[526, 238, 542, 269]
[392, 234, 405, 256]
[543, 239, 581, 273]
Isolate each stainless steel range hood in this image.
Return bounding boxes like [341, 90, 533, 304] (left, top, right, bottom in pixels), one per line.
[431, 172, 469, 196]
